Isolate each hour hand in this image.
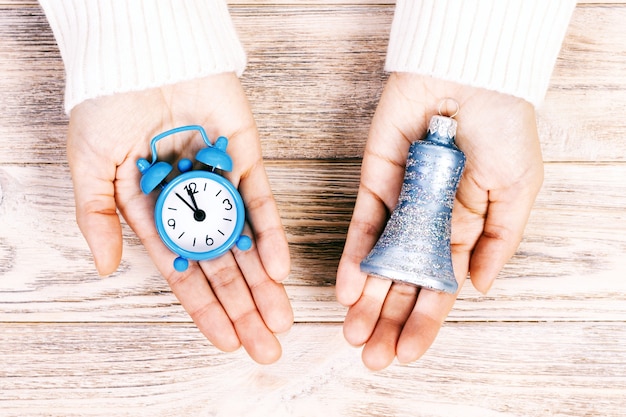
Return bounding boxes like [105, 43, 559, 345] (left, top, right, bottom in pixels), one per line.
[187, 187, 200, 211]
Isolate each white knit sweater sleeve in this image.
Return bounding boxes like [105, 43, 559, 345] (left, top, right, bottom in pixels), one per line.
[39, 0, 247, 114]
[385, 0, 576, 106]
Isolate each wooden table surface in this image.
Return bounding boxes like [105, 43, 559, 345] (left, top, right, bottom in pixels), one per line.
[1, 1, 625, 416]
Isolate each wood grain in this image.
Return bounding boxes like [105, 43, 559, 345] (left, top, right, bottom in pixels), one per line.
[1, 2, 626, 416]
[1, 5, 626, 163]
[1, 322, 624, 417]
[1, 162, 625, 323]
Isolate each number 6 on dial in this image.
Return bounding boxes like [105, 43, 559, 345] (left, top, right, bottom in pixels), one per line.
[137, 125, 252, 272]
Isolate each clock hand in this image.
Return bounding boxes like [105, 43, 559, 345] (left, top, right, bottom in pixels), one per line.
[176, 191, 206, 222]
[187, 187, 200, 211]
[175, 192, 196, 213]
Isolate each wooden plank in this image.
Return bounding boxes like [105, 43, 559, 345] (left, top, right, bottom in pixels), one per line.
[3, 1, 625, 6]
[1, 322, 624, 416]
[229, 0, 396, 4]
[1, 162, 625, 322]
[0, 1, 394, 5]
[1, 6, 626, 163]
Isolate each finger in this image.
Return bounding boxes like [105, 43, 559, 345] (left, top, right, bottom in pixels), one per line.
[469, 186, 538, 294]
[395, 288, 457, 365]
[336, 108, 411, 306]
[336, 188, 389, 306]
[396, 247, 469, 364]
[165, 263, 241, 353]
[450, 193, 487, 291]
[69, 158, 122, 276]
[233, 225, 294, 334]
[200, 253, 282, 364]
[361, 282, 418, 371]
[238, 159, 290, 282]
[343, 276, 392, 346]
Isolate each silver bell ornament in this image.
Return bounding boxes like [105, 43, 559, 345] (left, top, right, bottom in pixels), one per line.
[360, 100, 465, 294]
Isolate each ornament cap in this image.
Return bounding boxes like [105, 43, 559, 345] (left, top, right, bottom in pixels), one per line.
[427, 115, 457, 145]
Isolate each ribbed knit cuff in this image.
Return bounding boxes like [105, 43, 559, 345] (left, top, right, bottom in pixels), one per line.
[385, 0, 576, 106]
[39, 0, 247, 114]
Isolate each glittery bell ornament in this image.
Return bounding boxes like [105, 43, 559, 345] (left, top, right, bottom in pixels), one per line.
[360, 102, 465, 294]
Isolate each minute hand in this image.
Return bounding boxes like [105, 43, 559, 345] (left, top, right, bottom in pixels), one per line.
[175, 192, 197, 213]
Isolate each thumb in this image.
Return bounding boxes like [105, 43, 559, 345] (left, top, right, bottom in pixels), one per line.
[469, 189, 536, 294]
[71, 166, 123, 276]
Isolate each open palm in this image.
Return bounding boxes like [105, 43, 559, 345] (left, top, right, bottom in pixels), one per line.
[67, 73, 293, 364]
[336, 73, 544, 370]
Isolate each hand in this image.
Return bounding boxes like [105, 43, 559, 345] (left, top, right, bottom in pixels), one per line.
[67, 73, 293, 364]
[336, 73, 544, 370]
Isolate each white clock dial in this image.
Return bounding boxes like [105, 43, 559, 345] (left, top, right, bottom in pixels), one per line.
[160, 178, 239, 253]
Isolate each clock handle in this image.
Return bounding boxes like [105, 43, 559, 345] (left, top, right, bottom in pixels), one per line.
[138, 125, 217, 192]
[147, 125, 212, 165]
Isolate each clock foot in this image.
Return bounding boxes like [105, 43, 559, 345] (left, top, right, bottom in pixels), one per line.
[236, 235, 252, 251]
[173, 257, 189, 272]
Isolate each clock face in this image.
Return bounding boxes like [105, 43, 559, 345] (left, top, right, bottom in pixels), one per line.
[156, 172, 243, 259]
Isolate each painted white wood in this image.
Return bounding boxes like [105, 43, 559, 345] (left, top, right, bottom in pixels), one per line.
[1, 2, 625, 416]
[1, 323, 625, 416]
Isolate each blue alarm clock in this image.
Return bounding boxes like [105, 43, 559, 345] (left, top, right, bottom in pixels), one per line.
[137, 125, 252, 272]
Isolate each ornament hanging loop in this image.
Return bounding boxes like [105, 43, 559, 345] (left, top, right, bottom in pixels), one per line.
[438, 98, 460, 119]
